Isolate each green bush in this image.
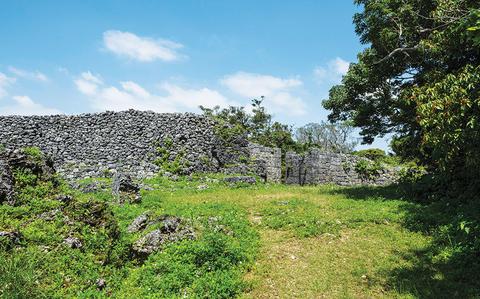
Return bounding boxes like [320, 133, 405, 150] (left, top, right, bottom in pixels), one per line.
[354, 159, 384, 181]
[398, 161, 428, 185]
[354, 148, 400, 166]
[354, 148, 386, 161]
[413, 64, 480, 195]
[23, 146, 44, 162]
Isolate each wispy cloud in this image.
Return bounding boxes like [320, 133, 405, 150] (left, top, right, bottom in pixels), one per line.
[0, 95, 62, 116]
[0, 72, 16, 98]
[75, 71, 233, 113]
[8, 66, 48, 82]
[103, 30, 185, 62]
[313, 57, 350, 84]
[221, 72, 307, 116]
[74, 71, 103, 96]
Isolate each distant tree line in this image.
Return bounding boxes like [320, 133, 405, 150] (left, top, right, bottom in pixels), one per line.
[200, 96, 359, 156]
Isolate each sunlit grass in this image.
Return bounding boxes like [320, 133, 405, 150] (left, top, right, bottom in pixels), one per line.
[2, 173, 478, 298]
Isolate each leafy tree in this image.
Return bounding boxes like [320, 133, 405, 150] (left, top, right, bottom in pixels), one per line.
[323, 0, 480, 190]
[353, 148, 387, 161]
[200, 97, 297, 154]
[295, 121, 358, 153]
[413, 64, 480, 190]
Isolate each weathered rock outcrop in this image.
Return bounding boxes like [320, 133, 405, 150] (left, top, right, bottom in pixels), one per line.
[0, 149, 57, 205]
[112, 172, 141, 203]
[0, 156, 15, 205]
[223, 176, 257, 185]
[131, 215, 195, 256]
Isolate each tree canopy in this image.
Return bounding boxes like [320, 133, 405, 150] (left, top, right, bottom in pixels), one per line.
[200, 98, 358, 156]
[323, 0, 480, 192]
[295, 121, 358, 153]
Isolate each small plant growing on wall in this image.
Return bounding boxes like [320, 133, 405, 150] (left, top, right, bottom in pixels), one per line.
[23, 146, 44, 163]
[154, 137, 190, 175]
[342, 161, 353, 172]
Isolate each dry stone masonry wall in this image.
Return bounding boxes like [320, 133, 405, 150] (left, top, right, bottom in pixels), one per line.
[0, 110, 226, 180]
[0, 110, 397, 186]
[248, 143, 282, 183]
[285, 149, 398, 186]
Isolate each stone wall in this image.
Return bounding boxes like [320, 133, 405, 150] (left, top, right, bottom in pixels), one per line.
[248, 143, 282, 183]
[285, 149, 398, 186]
[0, 110, 397, 186]
[0, 110, 285, 182]
[0, 110, 227, 180]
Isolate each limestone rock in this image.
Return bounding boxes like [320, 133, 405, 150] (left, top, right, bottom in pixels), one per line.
[96, 278, 106, 290]
[63, 237, 82, 249]
[7, 148, 55, 181]
[0, 231, 21, 248]
[112, 172, 141, 203]
[197, 184, 208, 190]
[127, 212, 150, 233]
[0, 156, 15, 205]
[132, 216, 195, 256]
[224, 176, 257, 185]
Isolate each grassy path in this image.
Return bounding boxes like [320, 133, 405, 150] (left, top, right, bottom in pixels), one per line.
[236, 186, 430, 298]
[160, 182, 432, 298]
[5, 173, 477, 298]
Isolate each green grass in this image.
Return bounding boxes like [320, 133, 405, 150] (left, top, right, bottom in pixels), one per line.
[1, 172, 479, 298]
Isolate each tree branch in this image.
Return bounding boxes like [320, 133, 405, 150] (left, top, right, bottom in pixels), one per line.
[374, 46, 419, 65]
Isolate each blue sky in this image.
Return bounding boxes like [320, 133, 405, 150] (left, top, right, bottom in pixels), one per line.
[0, 1, 389, 150]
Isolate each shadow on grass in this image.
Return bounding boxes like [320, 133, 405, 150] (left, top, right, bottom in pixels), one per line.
[325, 184, 405, 201]
[327, 184, 480, 298]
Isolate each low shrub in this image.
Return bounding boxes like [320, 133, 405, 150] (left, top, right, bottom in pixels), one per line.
[354, 159, 384, 181]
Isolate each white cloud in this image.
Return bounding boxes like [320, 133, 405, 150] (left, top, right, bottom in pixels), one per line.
[103, 30, 184, 62]
[57, 67, 70, 75]
[221, 72, 306, 116]
[313, 57, 350, 84]
[0, 72, 16, 98]
[0, 95, 62, 116]
[160, 83, 233, 110]
[121, 81, 150, 98]
[75, 72, 233, 113]
[74, 71, 103, 96]
[8, 66, 48, 82]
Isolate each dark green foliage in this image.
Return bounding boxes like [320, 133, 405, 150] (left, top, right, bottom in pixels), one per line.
[354, 148, 386, 161]
[200, 97, 298, 155]
[354, 159, 384, 181]
[354, 148, 400, 166]
[323, 0, 480, 198]
[413, 65, 480, 195]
